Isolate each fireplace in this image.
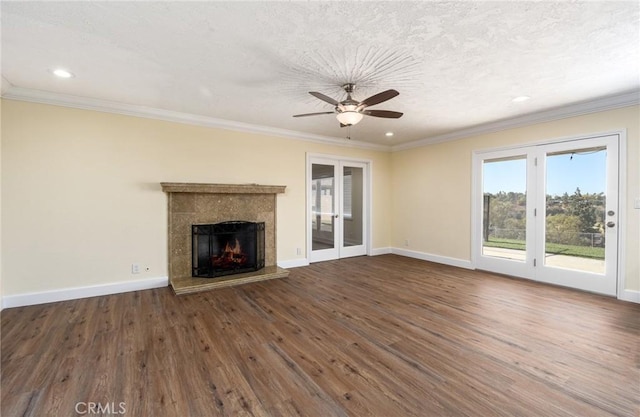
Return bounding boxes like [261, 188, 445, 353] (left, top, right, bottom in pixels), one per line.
[162, 182, 288, 295]
[192, 221, 265, 278]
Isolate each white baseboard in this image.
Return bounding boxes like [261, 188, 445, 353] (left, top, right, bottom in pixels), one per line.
[391, 247, 474, 270]
[277, 248, 393, 267]
[277, 258, 309, 269]
[618, 289, 640, 304]
[3, 262, 633, 309]
[370, 247, 392, 256]
[2, 276, 169, 309]
[390, 248, 638, 304]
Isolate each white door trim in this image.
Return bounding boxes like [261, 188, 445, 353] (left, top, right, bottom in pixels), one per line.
[615, 130, 628, 301]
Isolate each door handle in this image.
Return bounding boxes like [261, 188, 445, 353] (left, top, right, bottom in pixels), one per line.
[334, 214, 339, 218]
[606, 221, 615, 228]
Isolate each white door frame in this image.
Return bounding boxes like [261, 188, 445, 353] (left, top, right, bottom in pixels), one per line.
[306, 153, 372, 262]
[471, 130, 626, 298]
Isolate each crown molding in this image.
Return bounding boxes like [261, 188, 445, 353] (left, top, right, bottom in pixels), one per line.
[1, 86, 391, 152]
[391, 90, 640, 152]
[1, 76, 12, 96]
[3, 86, 637, 154]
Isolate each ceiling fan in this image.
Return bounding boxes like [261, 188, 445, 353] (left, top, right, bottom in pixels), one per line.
[293, 83, 403, 127]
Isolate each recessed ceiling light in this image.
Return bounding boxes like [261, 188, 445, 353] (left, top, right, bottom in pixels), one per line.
[51, 68, 74, 79]
[385, 132, 394, 137]
[512, 95, 531, 103]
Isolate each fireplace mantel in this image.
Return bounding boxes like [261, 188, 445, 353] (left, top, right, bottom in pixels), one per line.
[162, 182, 288, 295]
[161, 182, 286, 195]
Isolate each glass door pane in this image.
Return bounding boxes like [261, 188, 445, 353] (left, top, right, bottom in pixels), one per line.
[482, 156, 528, 262]
[311, 163, 336, 251]
[343, 166, 363, 247]
[543, 147, 606, 274]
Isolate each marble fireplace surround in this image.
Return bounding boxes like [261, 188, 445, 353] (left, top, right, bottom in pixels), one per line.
[161, 183, 289, 295]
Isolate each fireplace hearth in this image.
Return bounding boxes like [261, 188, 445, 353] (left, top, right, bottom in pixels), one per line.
[192, 221, 265, 278]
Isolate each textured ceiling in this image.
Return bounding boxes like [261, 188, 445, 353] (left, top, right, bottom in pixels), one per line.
[2, 1, 639, 147]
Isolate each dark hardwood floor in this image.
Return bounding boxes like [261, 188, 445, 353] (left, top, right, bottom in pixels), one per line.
[2, 255, 639, 416]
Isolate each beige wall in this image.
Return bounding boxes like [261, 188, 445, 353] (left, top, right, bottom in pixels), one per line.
[2, 99, 638, 298]
[1, 100, 391, 295]
[391, 106, 640, 292]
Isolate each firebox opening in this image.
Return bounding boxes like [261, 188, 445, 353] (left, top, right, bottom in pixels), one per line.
[192, 221, 265, 278]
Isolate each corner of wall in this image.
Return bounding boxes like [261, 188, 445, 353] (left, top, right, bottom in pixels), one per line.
[1, 98, 4, 310]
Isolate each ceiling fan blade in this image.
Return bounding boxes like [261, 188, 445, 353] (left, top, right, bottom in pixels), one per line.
[359, 89, 399, 108]
[362, 110, 403, 118]
[293, 111, 335, 118]
[309, 91, 339, 106]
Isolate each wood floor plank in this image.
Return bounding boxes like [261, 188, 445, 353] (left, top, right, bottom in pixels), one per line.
[2, 255, 639, 416]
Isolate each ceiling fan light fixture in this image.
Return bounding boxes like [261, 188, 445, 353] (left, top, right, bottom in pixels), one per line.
[294, 84, 401, 126]
[336, 109, 363, 126]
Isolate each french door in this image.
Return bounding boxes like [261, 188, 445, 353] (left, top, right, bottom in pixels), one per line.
[474, 134, 620, 295]
[308, 156, 369, 263]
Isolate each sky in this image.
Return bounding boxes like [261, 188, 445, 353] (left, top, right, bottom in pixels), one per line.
[483, 149, 607, 196]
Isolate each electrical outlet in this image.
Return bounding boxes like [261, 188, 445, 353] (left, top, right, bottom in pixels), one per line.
[131, 263, 141, 274]
[404, 239, 409, 247]
[634, 198, 640, 209]
[296, 247, 302, 256]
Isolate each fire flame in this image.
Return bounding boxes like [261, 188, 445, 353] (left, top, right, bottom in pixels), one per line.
[212, 238, 247, 268]
[223, 238, 242, 255]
